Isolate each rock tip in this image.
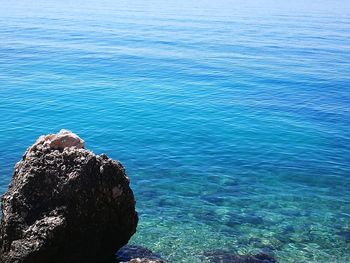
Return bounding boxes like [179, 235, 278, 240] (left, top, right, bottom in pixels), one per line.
[28, 129, 85, 153]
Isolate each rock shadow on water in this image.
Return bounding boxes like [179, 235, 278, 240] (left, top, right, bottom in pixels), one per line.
[203, 250, 278, 263]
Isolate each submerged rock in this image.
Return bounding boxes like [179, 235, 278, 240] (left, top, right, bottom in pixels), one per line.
[116, 245, 166, 263]
[121, 260, 162, 263]
[204, 250, 278, 263]
[338, 229, 350, 243]
[0, 130, 138, 263]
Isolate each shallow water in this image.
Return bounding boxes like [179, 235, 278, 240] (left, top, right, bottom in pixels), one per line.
[0, 0, 350, 262]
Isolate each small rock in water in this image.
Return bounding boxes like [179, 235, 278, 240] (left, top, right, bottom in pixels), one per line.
[116, 245, 166, 263]
[204, 250, 278, 263]
[227, 213, 264, 227]
[0, 130, 138, 263]
[338, 229, 350, 243]
[122, 259, 164, 263]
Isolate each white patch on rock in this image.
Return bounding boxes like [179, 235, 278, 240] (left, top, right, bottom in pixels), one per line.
[28, 129, 85, 153]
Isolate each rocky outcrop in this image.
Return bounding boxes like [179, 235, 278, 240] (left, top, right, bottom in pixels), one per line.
[0, 130, 138, 263]
[116, 245, 166, 263]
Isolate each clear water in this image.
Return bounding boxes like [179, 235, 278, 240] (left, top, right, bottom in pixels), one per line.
[0, 0, 350, 262]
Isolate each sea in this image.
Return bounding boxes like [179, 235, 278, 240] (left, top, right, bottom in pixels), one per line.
[0, 0, 349, 262]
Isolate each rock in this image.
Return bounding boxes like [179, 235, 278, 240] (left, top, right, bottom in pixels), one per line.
[338, 229, 350, 243]
[204, 250, 278, 263]
[28, 129, 84, 153]
[122, 259, 164, 263]
[116, 245, 166, 263]
[227, 213, 264, 227]
[0, 130, 138, 263]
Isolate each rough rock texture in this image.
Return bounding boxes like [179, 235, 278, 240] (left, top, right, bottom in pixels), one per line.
[116, 245, 166, 263]
[0, 130, 138, 263]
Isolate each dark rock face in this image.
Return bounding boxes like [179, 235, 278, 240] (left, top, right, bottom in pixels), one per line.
[116, 245, 166, 263]
[0, 130, 138, 263]
[204, 250, 278, 263]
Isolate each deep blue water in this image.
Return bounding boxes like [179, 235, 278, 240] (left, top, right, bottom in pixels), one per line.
[1, 0, 350, 262]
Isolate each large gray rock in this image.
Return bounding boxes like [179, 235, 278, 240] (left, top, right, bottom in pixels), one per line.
[0, 130, 138, 263]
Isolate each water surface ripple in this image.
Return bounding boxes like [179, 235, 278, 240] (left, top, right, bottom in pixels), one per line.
[0, 0, 350, 262]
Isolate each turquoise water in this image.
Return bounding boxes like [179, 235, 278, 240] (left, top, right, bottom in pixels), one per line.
[1, 0, 350, 262]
